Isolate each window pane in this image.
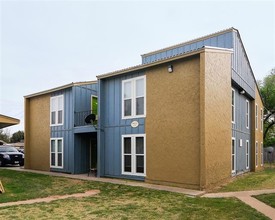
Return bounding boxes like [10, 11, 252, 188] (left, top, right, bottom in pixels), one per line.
[136, 97, 144, 115]
[136, 156, 144, 173]
[124, 138, 131, 154]
[51, 153, 55, 166]
[124, 81, 132, 99]
[58, 140, 62, 152]
[136, 137, 144, 154]
[232, 140, 235, 154]
[232, 90, 234, 105]
[58, 153, 62, 166]
[58, 96, 63, 110]
[51, 140, 55, 152]
[51, 112, 56, 124]
[232, 155, 234, 170]
[124, 155, 131, 172]
[124, 100, 132, 116]
[136, 79, 144, 97]
[51, 98, 57, 111]
[58, 110, 62, 124]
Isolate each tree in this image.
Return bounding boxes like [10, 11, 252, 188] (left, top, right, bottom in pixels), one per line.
[259, 68, 275, 146]
[10, 130, 24, 143]
[0, 129, 10, 143]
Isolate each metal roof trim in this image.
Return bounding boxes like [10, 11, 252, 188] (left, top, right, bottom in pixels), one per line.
[24, 80, 97, 98]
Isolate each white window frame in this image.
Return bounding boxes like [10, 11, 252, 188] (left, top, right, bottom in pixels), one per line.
[232, 89, 235, 124]
[261, 142, 263, 166]
[260, 108, 263, 132]
[246, 100, 249, 129]
[246, 140, 249, 169]
[232, 137, 236, 174]
[50, 95, 64, 126]
[255, 104, 258, 130]
[50, 138, 64, 169]
[121, 134, 146, 177]
[122, 76, 146, 119]
[255, 141, 258, 168]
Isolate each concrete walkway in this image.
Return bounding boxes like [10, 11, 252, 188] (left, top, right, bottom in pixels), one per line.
[0, 190, 100, 208]
[203, 189, 275, 219]
[5, 167, 204, 197]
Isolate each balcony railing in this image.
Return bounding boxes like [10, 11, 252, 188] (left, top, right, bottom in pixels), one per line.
[74, 110, 97, 127]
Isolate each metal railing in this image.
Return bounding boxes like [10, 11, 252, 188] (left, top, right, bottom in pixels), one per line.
[74, 110, 97, 127]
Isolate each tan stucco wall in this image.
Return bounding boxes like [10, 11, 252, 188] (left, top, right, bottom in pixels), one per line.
[199, 50, 232, 189]
[24, 94, 50, 171]
[145, 55, 201, 189]
[251, 88, 264, 171]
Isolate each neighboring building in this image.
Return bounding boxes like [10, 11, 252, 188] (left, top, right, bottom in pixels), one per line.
[24, 81, 98, 173]
[25, 28, 264, 190]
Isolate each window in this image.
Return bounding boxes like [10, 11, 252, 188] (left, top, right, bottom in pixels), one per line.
[260, 108, 263, 132]
[50, 95, 64, 126]
[232, 89, 235, 123]
[255, 104, 258, 130]
[122, 134, 146, 176]
[50, 138, 63, 168]
[122, 76, 146, 119]
[246, 100, 249, 129]
[232, 137, 236, 174]
[246, 140, 249, 169]
[261, 142, 263, 166]
[255, 141, 258, 167]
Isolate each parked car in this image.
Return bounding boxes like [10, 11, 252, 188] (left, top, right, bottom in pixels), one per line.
[0, 145, 24, 166]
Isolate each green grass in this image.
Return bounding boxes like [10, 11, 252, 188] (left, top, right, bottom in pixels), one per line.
[254, 193, 275, 208]
[216, 168, 275, 192]
[0, 169, 269, 219]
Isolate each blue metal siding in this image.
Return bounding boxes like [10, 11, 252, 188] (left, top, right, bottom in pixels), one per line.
[232, 32, 255, 98]
[50, 88, 74, 173]
[142, 32, 233, 64]
[50, 83, 98, 174]
[232, 86, 251, 173]
[98, 71, 145, 180]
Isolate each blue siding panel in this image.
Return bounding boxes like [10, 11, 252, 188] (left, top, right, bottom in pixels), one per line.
[99, 71, 145, 180]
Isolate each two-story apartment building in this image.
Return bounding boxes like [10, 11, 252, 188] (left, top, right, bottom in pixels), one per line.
[24, 81, 98, 174]
[25, 28, 264, 190]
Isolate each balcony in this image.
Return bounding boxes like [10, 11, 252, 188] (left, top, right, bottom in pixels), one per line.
[74, 110, 97, 127]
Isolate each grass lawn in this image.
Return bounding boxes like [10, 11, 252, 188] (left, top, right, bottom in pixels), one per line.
[254, 193, 275, 208]
[0, 169, 269, 219]
[216, 168, 275, 192]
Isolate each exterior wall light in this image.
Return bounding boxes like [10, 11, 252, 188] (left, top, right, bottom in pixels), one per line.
[239, 89, 245, 95]
[168, 65, 173, 73]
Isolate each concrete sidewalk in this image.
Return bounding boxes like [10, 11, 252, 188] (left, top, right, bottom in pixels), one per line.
[5, 167, 204, 197]
[203, 190, 275, 219]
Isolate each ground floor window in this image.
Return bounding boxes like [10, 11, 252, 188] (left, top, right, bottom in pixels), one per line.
[246, 140, 249, 169]
[261, 142, 263, 166]
[232, 137, 236, 174]
[122, 134, 146, 176]
[50, 138, 63, 168]
[255, 141, 258, 168]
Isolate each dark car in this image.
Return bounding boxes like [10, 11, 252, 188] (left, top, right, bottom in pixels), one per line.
[0, 145, 24, 167]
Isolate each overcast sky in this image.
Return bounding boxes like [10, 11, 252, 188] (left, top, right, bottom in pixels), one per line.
[0, 0, 274, 134]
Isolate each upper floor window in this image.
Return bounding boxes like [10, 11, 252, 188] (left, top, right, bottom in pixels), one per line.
[232, 89, 235, 124]
[246, 100, 249, 129]
[122, 76, 146, 119]
[50, 95, 64, 126]
[260, 108, 263, 132]
[255, 104, 258, 130]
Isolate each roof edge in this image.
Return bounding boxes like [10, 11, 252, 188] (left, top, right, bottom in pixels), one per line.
[24, 80, 97, 99]
[141, 27, 237, 57]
